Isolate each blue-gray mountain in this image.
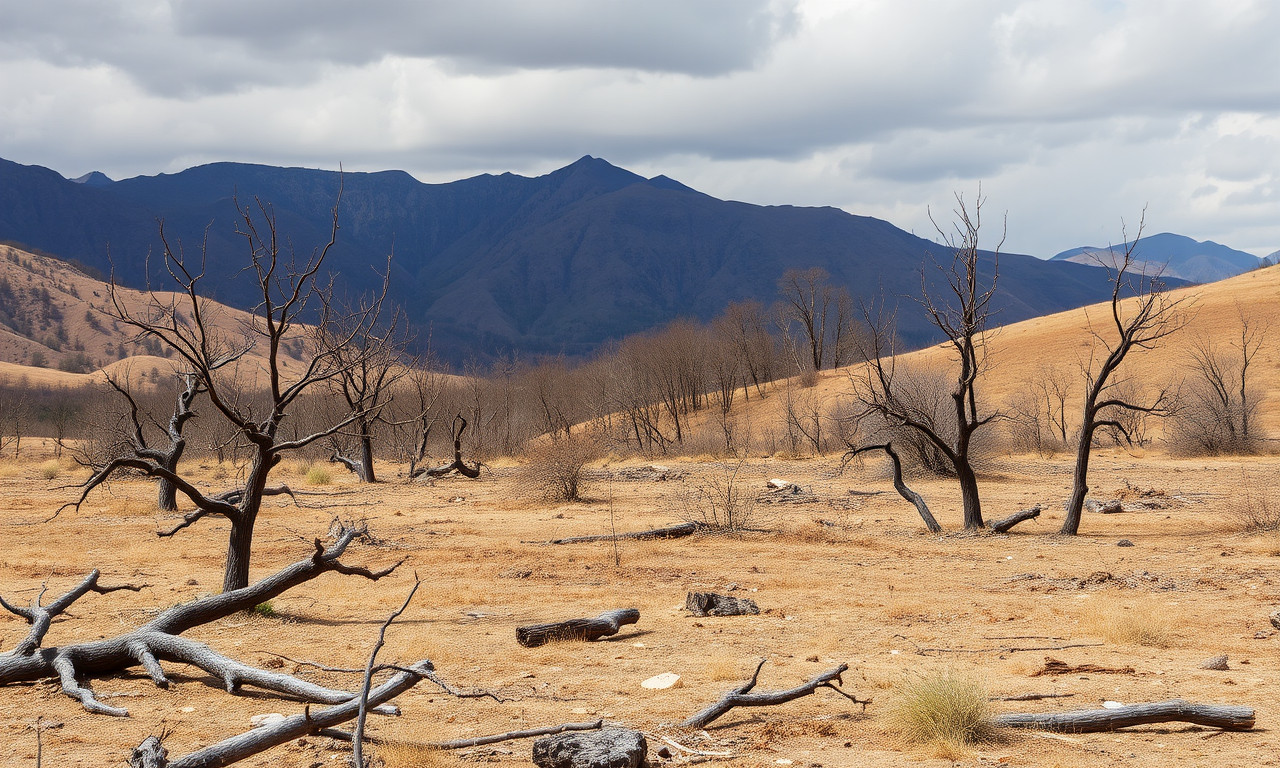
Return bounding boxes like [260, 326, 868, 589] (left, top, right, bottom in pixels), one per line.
[1, 154, 1174, 362]
[1051, 233, 1264, 284]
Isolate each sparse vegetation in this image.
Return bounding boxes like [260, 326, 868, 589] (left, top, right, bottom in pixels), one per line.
[305, 466, 333, 486]
[1086, 601, 1179, 648]
[38, 459, 61, 480]
[886, 669, 997, 753]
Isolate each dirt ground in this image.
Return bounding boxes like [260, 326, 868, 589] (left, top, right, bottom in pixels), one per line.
[1, 445, 1278, 767]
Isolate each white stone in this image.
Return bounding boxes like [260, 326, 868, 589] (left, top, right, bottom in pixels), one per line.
[179, 706, 195, 713]
[641, 672, 683, 690]
[767, 478, 792, 489]
[1102, 701, 1125, 710]
[250, 713, 287, 727]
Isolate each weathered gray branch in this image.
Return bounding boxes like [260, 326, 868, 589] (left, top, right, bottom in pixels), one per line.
[990, 505, 1041, 534]
[677, 659, 868, 728]
[841, 443, 941, 532]
[994, 699, 1255, 733]
[541, 521, 703, 545]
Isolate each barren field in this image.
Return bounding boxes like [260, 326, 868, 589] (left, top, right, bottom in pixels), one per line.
[1, 444, 1277, 767]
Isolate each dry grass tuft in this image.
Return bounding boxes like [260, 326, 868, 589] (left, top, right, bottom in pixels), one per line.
[1225, 469, 1280, 533]
[39, 459, 63, 480]
[885, 669, 997, 754]
[374, 740, 451, 768]
[305, 466, 332, 485]
[1085, 601, 1179, 648]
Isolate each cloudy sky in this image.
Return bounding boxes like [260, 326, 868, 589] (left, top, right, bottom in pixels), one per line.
[2, 0, 1279, 257]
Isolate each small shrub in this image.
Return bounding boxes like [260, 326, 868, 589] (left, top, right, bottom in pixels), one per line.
[524, 433, 601, 502]
[1225, 469, 1280, 533]
[254, 601, 277, 617]
[887, 669, 996, 752]
[39, 460, 61, 480]
[677, 459, 762, 532]
[305, 466, 332, 485]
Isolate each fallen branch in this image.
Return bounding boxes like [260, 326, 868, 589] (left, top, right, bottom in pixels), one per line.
[992, 692, 1077, 702]
[129, 660, 435, 768]
[517, 608, 639, 648]
[323, 719, 606, 750]
[540, 521, 703, 545]
[990, 505, 1041, 534]
[994, 699, 1255, 733]
[677, 659, 869, 729]
[840, 443, 941, 533]
[1031, 657, 1135, 676]
[0, 526, 403, 716]
[895, 635, 1103, 656]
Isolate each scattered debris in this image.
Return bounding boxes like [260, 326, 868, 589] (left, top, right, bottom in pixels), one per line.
[1031, 657, 1136, 677]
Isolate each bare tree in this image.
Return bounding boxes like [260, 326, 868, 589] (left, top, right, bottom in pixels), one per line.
[65, 188, 387, 591]
[1172, 304, 1269, 454]
[850, 192, 1003, 530]
[103, 371, 209, 511]
[776, 268, 856, 373]
[1060, 214, 1191, 535]
[320, 280, 404, 483]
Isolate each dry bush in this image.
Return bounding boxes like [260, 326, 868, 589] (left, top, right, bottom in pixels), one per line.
[305, 466, 332, 485]
[886, 669, 996, 754]
[1085, 601, 1178, 648]
[676, 459, 763, 532]
[39, 459, 62, 480]
[523, 432, 602, 502]
[1225, 469, 1280, 533]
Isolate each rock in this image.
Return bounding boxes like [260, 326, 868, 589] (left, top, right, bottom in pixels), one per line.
[533, 728, 646, 768]
[1116, 539, 1135, 547]
[1199, 654, 1229, 671]
[1270, 610, 1280, 630]
[1254, 630, 1271, 640]
[1102, 701, 1125, 710]
[767, 478, 792, 490]
[686, 591, 760, 617]
[250, 713, 287, 728]
[641, 673, 682, 690]
[657, 746, 673, 759]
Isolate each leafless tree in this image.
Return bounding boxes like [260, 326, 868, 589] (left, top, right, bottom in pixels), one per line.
[102, 371, 208, 511]
[1060, 214, 1192, 535]
[850, 192, 1003, 529]
[776, 268, 857, 373]
[319, 277, 405, 483]
[1171, 304, 1269, 454]
[64, 188, 389, 591]
[0, 386, 32, 457]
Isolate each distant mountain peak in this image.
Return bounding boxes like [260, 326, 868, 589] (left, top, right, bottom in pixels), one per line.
[1051, 231, 1261, 284]
[71, 170, 114, 186]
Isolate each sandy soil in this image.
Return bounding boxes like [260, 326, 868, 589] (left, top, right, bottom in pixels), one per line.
[1, 445, 1277, 767]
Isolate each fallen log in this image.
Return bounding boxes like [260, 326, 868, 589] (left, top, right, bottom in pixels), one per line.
[994, 699, 1255, 733]
[840, 443, 942, 533]
[677, 659, 868, 729]
[990, 505, 1041, 534]
[542, 521, 702, 545]
[517, 608, 640, 648]
[685, 592, 759, 617]
[1031, 657, 1135, 676]
[321, 719, 605, 750]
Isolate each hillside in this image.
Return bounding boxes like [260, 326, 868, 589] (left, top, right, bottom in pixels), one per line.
[1052, 232, 1263, 284]
[716, 261, 1280, 443]
[0, 243, 309, 389]
[1, 155, 1152, 361]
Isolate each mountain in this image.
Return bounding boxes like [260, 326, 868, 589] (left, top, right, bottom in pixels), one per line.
[1051, 232, 1262, 284]
[0, 154, 1158, 361]
[72, 171, 115, 187]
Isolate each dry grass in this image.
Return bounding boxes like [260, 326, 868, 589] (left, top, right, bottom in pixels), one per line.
[305, 466, 332, 485]
[1084, 601, 1180, 649]
[39, 459, 62, 480]
[885, 669, 997, 755]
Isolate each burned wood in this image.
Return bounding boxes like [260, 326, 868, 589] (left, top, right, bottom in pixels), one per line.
[685, 592, 759, 617]
[415, 415, 481, 479]
[516, 608, 640, 648]
[533, 728, 646, 768]
[542, 521, 703, 545]
[840, 443, 942, 533]
[994, 699, 1255, 733]
[677, 659, 868, 729]
[0, 526, 402, 717]
[1032, 656, 1135, 676]
[990, 505, 1041, 533]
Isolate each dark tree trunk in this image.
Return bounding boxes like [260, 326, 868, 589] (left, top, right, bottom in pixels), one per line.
[223, 513, 256, 593]
[957, 462, 983, 530]
[1061, 422, 1094, 535]
[358, 430, 376, 483]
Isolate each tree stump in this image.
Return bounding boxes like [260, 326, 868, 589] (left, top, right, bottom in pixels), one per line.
[685, 591, 760, 617]
[532, 728, 646, 768]
[516, 609, 639, 648]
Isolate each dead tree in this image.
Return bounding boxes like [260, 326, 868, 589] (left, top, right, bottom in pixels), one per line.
[851, 192, 1003, 530]
[0, 526, 402, 717]
[103, 372, 210, 512]
[318, 276, 405, 483]
[839, 442, 941, 532]
[415, 414, 481, 479]
[1176, 304, 1269, 454]
[66, 188, 389, 591]
[1060, 214, 1190, 535]
[403, 356, 446, 480]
